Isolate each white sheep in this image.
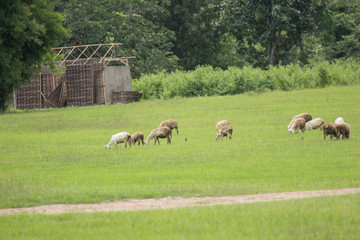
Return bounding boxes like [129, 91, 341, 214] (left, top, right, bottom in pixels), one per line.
[215, 125, 233, 141]
[305, 118, 324, 131]
[288, 113, 312, 129]
[144, 126, 172, 145]
[288, 118, 306, 134]
[104, 132, 132, 149]
[216, 120, 230, 133]
[334, 117, 345, 125]
[159, 119, 179, 135]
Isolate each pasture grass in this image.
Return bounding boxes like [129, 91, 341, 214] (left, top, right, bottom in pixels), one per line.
[0, 86, 359, 209]
[0, 194, 359, 239]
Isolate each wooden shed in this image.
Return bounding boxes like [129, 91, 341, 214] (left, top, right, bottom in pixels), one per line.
[13, 43, 142, 110]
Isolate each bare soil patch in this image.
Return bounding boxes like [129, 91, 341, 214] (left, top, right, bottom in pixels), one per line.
[1, 188, 359, 215]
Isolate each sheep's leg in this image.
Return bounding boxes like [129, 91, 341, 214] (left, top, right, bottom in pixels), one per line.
[157, 138, 160, 145]
[176, 127, 179, 135]
[167, 136, 171, 144]
[125, 141, 127, 149]
[114, 141, 119, 148]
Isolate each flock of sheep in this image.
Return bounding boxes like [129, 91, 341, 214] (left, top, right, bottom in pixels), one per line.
[104, 119, 234, 149]
[104, 119, 178, 149]
[287, 113, 351, 140]
[104, 113, 350, 149]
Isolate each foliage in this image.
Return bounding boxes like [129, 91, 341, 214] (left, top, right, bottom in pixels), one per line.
[222, 0, 316, 67]
[57, 0, 360, 74]
[319, 0, 360, 60]
[0, 0, 67, 112]
[133, 60, 360, 100]
[62, 0, 178, 78]
[162, 0, 224, 70]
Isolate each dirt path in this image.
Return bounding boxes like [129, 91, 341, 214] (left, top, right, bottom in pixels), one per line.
[1, 188, 359, 215]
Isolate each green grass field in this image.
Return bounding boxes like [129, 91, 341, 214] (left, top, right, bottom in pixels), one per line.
[1, 86, 359, 239]
[0, 194, 359, 239]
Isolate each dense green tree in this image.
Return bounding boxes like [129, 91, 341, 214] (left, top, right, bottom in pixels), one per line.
[319, 0, 360, 60]
[162, 0, 224, 70]
[62, 0, 178, 78]
[222, 0, 316, 67]
[0, 0, 67, 112]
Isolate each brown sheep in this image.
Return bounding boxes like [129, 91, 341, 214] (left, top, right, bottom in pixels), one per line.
[323, 123, 338, 140]
[144, 126, 172, 145]
[131, 132, 144, 145]
[159, 119, 179, 135]
[288, 118, 306, 134]
[215, 125, 233, 141]
[335, 122, 351, 139]
[288, 113, 312, 129]
[216, 120, 230, 133]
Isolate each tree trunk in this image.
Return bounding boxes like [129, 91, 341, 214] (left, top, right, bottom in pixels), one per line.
[267, 31, 282, 66]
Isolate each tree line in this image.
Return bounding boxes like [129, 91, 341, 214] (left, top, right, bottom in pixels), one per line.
[58, 0, 360, 74]
[1, 0, 360, 111]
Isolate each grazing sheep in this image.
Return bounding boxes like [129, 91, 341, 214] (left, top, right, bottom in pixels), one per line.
[288, 113, 312, 129]
[323, 123, 338, 140]
[305, 118, 324, 131]
[335, 122, 351, 139]
[159, 119, 179, 135]
[216, 120, 230, 133]
[215, 125, 233, 141]
[334, 117, 345, 125]
[104, 132, 131, 149]
[131, 132, 144, 145]
[288, 118, 306, 134]
[144, 126, 172, 145]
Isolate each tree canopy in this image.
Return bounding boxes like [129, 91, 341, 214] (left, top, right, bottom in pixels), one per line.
[1, 0, 360, 111]
[0, 0, 67, 112]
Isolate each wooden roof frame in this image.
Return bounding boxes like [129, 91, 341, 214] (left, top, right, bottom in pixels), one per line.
[52, 43, 135, 67]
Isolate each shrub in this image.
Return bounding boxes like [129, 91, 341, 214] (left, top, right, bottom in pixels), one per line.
[132, 60, 360, 100]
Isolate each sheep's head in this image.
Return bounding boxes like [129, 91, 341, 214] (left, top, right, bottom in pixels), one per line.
[144, 140, 149, 145]
[288, 128, 294, 134]
[104, 145, 110, 149]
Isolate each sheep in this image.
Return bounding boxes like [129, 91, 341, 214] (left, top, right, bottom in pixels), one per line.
[159, 119, 179, 135]
[216, 120, 230, 133]
[104, 132, 131, 149]
[215, 125, 233, 141]
[323, 123, 338, 140]
[131, 132, 144, 145]
[334, 117, 345, 125]
[288, 113, 312, 129]
[335, 122, 351, 139]
[288, 118, 306, 134]
[305, 118, 324, 131]
[144, 126, 172, 145]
